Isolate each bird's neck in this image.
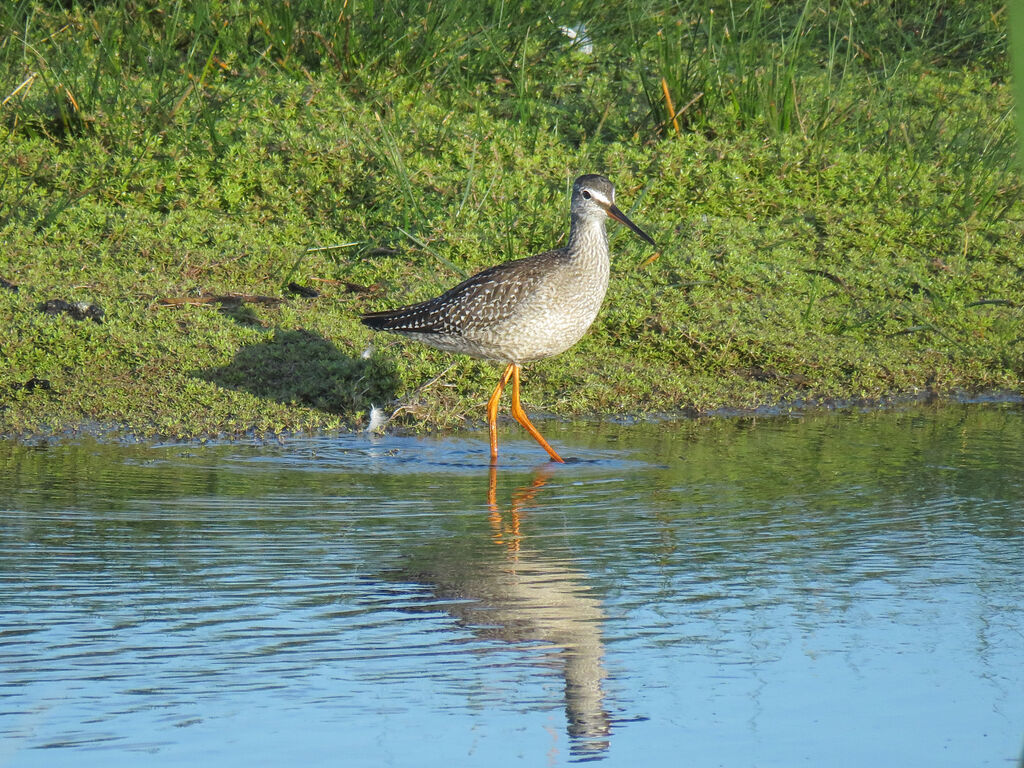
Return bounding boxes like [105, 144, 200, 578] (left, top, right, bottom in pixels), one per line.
[567, 214, 610, 269]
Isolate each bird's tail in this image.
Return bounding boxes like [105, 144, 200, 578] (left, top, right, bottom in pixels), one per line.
[360, 302, 442, 333]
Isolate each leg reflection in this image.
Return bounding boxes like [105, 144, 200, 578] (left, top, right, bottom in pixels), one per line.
[487, 463, 550, 554]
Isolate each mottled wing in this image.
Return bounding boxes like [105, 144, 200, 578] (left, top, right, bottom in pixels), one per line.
[361, 249, 566, 335]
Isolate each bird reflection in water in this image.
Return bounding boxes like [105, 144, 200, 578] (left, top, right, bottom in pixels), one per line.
[400, 465, 613, 760]
[485, 464, 613, 759]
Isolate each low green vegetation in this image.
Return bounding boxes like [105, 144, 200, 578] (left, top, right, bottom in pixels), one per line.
[1, 0, 1021, 439]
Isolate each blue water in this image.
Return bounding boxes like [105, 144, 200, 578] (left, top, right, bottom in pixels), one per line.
[1, 404, 1023, 766]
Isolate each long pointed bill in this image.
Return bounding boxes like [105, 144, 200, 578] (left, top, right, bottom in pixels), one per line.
[606, 203, 656, 247]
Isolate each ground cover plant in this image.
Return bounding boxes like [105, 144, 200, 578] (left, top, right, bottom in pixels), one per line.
[1, 0, 1021, 438]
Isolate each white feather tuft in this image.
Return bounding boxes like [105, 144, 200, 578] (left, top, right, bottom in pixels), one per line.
[366, 405, 389, 434]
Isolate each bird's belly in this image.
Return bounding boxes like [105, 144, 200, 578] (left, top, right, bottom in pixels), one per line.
[464, 288, 604, 362]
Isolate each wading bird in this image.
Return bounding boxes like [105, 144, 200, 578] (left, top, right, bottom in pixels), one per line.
[361, 174, 656, 463]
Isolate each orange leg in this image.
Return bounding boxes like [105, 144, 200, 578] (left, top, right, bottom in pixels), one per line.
[487, 363, 516, 463]
[509, 364, 565, 463]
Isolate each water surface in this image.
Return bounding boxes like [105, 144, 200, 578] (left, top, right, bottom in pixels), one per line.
[2, 404, 1023, 766]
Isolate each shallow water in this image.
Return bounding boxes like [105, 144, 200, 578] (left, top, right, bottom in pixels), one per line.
[1, 404, 1023, 767]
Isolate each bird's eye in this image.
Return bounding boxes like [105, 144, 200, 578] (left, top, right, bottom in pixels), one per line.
[582, 190, 591, 199]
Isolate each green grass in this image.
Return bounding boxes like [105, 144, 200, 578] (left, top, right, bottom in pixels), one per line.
[1, 0, 1021, 439]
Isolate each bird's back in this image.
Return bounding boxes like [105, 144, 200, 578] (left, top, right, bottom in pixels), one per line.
[361, 247, 570, 336]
